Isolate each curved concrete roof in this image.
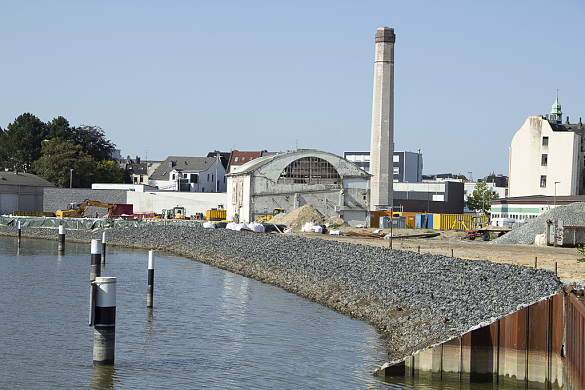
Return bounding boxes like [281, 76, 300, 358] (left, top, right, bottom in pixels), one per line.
[227, 149, 370, 178]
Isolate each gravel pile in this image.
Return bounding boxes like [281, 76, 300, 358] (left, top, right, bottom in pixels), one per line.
[492, 202, 585, 245]
[0, 224, 562, 360]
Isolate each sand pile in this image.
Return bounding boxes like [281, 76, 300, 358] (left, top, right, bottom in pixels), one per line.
[324, 216, 350, 227]
[269, 205, 326, 231]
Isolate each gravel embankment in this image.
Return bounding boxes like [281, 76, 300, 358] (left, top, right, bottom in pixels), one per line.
[0, 224, 563, 360]
[492, 202, 585, 245]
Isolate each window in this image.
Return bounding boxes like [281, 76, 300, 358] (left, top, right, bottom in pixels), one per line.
[393, 155, 399, 162]
[393, 167, 399, 174]
[364, 155, 370, 162]
[540, 175, 547, 188]
[235, 157, 239, 162]
[242, 157, 246, 162]
[542, 136, 549, 146]
[541, 154, 548, 166]
[207, 174, 210, 181]
[278, 157, 341, 185]
[191, 174, 198, 183]
[172, 174, 175, 180]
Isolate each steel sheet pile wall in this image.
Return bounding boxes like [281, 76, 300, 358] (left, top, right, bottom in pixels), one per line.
[378, 289, 585, 388]
[378, 293, 568, 387]
[565, 287, 585, 390]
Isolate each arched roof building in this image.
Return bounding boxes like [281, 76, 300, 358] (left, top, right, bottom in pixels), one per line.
[226, 149, 371, 226]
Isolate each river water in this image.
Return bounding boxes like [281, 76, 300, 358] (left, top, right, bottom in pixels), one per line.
[0, 235, 532, 389]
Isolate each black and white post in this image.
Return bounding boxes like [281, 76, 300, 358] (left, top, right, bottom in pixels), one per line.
[17, 220, 21, 246]
[90, 276, 116, 365]
[90, 239, 102, 282]
[147, 250, 155, 308]
[58, 225, 66, 252]
[101, 232, 107, 264]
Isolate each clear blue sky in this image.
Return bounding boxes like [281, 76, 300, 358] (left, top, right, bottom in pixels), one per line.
[1, 0, 583, 180]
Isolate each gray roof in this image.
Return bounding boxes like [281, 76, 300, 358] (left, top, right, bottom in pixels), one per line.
[150, 156, 218, 181]
[0, 171, 55, 187]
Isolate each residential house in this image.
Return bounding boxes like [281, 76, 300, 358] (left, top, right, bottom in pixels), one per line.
[149, 156, 227, 192]
[228, 150, 277, 173]
[509, 96, 584, 197]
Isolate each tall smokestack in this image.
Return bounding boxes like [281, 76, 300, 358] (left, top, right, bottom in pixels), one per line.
[369, 27, 395, 211]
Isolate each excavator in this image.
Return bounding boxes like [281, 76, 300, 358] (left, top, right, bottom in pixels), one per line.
[56, 200, 118, 218]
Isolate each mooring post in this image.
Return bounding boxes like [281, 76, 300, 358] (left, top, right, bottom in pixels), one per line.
[554, 262, 557, 275]
[417, 245, 420, 254]
[17, 220, 21, 246]
[91, 276, 116, 365]
[58, 225, 66, 252]
[90, 239, 102, 282]
[534, 256, 538, 269]
[451, 248, 454, 257]
[102, 232, 107, 265]
[147, 250, 155, 308]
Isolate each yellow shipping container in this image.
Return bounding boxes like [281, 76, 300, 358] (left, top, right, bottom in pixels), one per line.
[437, 214, 486, 230]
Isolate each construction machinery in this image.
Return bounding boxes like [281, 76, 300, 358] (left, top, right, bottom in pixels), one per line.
[463, 216, 511, 241]
[255, 208, 285, 223]
[161, 207, 186, 219]
[56, 200, 118, 218]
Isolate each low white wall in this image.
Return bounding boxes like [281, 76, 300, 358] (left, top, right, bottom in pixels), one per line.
[127, 191, 228, 217]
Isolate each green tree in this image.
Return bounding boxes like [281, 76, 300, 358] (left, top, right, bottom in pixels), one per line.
[0, 113, 48, 171]
[93, 160, 126, 184]
[47, 116, 75, 141]
[466, 181, 499, 215]
[73, 125, 116, 161]
[31, 138, 95, 188]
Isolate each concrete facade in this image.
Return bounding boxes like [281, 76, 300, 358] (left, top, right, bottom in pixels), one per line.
[509, 114, 584, 197]
[43, 188, 127, 217]
[226, 150, 370, 226]
[0, 171, 54, 215]
[369, 27, 395, 210]
[127, 191, 227, 216]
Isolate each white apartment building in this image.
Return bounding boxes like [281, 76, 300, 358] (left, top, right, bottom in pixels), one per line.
[509, 97, 584, 197]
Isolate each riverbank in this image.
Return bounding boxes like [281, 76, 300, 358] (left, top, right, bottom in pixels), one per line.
[0, 224, 563, 361]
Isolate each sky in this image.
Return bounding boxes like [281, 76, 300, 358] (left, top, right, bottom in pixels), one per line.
[1, 0, 583, 181]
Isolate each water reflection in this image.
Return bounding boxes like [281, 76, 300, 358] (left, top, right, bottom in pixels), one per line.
[91, 364, 117, 390]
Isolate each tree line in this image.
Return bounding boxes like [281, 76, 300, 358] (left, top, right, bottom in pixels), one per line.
[0, 113, 127, 187]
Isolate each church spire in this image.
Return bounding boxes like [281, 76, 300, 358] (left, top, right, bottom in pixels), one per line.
[550, 91, 562, 123]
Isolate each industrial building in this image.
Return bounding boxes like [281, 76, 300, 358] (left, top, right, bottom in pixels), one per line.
[226, 149, 370, 226]
[344, 150, 423, 182]
[0, 171, 54, 214]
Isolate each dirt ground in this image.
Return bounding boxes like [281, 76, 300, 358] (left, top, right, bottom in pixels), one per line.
[292, 226, 585, 284]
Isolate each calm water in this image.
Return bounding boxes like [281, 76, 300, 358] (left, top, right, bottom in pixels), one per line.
[0, 235, 398, 389]
[0, 235, 536, 389]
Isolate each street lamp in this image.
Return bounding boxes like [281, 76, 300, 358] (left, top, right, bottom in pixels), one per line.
[554, 181, 560, 207]
[70, 169, 73, 188]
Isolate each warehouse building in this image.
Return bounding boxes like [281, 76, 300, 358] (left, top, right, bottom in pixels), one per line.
[227, 150, 370, 226]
